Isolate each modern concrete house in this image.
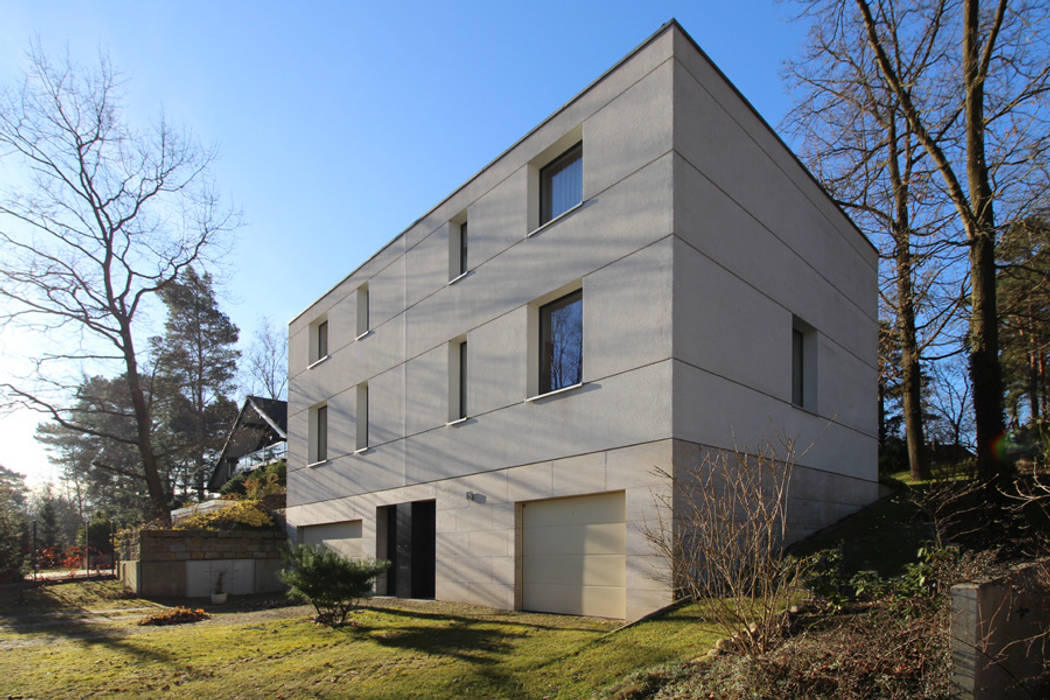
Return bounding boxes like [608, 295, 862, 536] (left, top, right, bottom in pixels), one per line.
[285, 20, 878, 621]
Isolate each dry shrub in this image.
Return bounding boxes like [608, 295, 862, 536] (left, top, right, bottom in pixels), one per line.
[138, 606, 210, 626]
[644, 434, 810, 655]
[650, 607, 951, 700]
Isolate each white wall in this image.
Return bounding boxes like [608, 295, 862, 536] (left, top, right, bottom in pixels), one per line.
[288, 29, 677, 509]
[670, 36, 878, 492]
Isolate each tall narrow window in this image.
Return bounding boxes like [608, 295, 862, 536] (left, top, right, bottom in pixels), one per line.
[311, 404, 327, 463]
[791, 317, 817, 411]
[539, 141, 582, 225]
[791, 329, 804, 406]
[356, 383, 369, 450]
[317, 320, 328, 359]
[458, 221, 468, 276]
[356, 283, 369, 338]
[449, 217, 468, 281]
[539, 289, 583, 394]
[458, 340, 468, 419]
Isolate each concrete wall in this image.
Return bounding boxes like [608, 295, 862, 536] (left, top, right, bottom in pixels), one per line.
[118, 529, 285, 598]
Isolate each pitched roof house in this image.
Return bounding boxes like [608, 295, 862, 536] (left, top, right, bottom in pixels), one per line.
[286, 20, 878, 620]
[209, 396, 288, 492]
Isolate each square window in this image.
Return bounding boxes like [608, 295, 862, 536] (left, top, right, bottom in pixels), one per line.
[356, 283, 369, 338]
[539, 141, 582, 226]
[539, 289, 582, 394]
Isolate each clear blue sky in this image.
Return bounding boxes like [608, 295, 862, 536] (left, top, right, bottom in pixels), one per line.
[0, 0, 812, 486]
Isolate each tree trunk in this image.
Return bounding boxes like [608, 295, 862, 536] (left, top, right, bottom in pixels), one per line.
[896, 236, 928, 480]
[963, 0, 1006, 483]
[887, 112, 928, 481]
[121, 329, 171, 524]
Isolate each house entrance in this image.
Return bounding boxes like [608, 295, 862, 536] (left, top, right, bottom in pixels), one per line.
[376, 500, 435, 599]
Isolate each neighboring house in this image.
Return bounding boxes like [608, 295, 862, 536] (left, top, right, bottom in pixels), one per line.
[286, 20, 878, 621]
[209, 396, 288, 492]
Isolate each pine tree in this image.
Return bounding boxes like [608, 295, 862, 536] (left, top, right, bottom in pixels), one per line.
[152, 268, 240, 499]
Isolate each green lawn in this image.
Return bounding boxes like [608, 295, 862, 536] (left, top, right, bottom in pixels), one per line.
[0, 581, 720, 699]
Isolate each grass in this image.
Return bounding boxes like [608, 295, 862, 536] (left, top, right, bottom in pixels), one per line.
[0, 578, 162, 616]
[0, 581, 721, 699]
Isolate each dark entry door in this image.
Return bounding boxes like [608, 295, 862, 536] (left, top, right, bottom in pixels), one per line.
[379, 499, 435, 599]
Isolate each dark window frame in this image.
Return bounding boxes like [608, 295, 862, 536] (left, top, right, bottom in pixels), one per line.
[458, 340, 468, 419]
[317, 320, 328, 359]
[792, 329, 804, 406]
[316, 404, 327, 462]
[356, 383, 369, 450]
[539, 289, 583, 394]
[458, 221, 468, 277]
[539, 141, 583, 226]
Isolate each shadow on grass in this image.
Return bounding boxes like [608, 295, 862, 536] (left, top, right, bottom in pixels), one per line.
[348, 619, 526, 664]
[362, 601, 610, 634]
[0, 579, 177, 664]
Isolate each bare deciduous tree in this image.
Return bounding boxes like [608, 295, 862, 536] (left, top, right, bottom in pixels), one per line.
[244, 316, 288, 401]
[0, 48, 236, 522]
[790, 0, 1050, 483]
[785, 8, 963, 480]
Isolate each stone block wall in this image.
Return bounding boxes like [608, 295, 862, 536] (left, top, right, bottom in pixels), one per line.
[951, 561, 1050, 699]
[118, 529, 286, 598]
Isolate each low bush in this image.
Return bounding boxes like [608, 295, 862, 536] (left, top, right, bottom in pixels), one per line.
[220, 460, 286, 498]
[173, 500, 274, 530]
[279, 544, 389, 626]
[138, 606, 210, 626]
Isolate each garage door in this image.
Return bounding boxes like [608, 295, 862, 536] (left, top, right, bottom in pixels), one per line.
[522, 492, 626, 618]
[300, 520, 362, 559]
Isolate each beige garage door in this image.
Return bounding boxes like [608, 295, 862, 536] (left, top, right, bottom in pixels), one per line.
[522, 492, 626, 618]
[300, 520, 362, 559]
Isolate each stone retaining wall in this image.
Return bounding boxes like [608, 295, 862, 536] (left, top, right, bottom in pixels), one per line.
[951, 561, 1049, 699]
[119, 529, 286, 598]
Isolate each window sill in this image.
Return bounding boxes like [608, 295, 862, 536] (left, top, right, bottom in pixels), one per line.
[307, 355, 330, 370]
[526, 201, 584, 238]
[354, 446, 370, 455]
[448, 270, 471, 286]
[306, 459, 328, 468]
[525, 382, 584, 403]
[446, 416, 469, 427]
[792, 402, 820, 417]
[355, 329, 373, 341]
